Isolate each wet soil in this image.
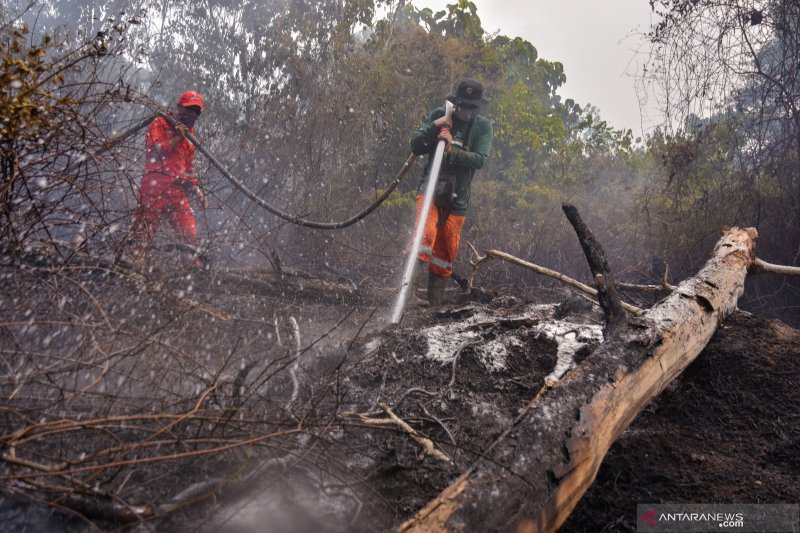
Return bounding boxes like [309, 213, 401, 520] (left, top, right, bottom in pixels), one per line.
[342, 304, 565, 528]
[214, 293, 799, 532]
[562, 311, 800, 531]
[3, 260, 798, 531]
[338, 305, 800, 531]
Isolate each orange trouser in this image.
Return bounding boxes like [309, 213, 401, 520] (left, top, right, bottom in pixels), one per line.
[414, 195, 466, 278]
[132, 173, 197, 248]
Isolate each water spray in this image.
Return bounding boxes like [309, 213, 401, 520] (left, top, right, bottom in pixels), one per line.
[390, 100, 454, 324]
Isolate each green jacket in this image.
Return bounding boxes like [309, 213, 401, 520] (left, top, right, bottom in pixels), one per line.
[410, 107, 493, 215]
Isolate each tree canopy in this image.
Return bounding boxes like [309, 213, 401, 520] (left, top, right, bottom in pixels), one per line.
[1, 0, 797, 321]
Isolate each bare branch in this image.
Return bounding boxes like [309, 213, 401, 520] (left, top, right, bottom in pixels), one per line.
[482, 249, 642, 314]
[751, 257, 800, 276]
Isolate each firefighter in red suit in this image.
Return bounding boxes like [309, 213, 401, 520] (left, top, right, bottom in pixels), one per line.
[131, 91, 206, 258]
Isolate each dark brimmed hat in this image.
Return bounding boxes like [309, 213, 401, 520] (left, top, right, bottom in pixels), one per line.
[453, 78, 487, 106]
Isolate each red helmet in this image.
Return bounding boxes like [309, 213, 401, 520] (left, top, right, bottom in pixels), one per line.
[178, 90, 203, 111]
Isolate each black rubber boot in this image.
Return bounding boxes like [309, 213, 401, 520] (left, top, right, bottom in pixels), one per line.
[427, 273, 447, 307]
[407, 259, 428, 306]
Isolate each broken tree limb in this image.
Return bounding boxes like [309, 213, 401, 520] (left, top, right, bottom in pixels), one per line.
[617, 281, 673, 294]
[288, 316, 302, 407]
[373, 404, 453, 465]
[449, 242, 497, 300]
[562, 204, 627, 335]
[482, 249, 642, 314]
[464, 241, 490, 291]
[398, 226, 757, 533]
[751, 257, 800, 276]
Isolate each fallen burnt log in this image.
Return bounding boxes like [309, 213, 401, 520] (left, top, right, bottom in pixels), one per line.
[399, 225, 757, 532]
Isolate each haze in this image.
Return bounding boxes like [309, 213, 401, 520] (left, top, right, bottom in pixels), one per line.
[412, 0, 660, 134]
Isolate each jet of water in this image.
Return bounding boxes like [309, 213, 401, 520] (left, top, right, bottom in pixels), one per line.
[391, 101, 454, 324]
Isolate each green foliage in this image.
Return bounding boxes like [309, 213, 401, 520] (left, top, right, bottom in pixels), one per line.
[643, 0, 800, 304]
[643, 119, 757, 264]
[0, 23, 74, 228]
[0, 13, 140, 254]
[378, 188, 417, 210]
[0, 26, 68, 145]
[11, 0, 798, 323]
[407, 0, 484, 39]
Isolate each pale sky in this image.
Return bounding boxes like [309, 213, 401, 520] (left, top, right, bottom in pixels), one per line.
[410, 0, 661, 134]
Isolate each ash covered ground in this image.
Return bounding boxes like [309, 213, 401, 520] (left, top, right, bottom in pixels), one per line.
[563, 311, 800, 532]
[197, 273, 800, 532]
[1, 263, 797, 532]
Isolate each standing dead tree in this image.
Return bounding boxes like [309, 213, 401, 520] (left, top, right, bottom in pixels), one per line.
[400, 214, 758, 532]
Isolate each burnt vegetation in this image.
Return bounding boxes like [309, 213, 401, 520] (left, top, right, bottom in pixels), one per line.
[0, 0, 798, 531]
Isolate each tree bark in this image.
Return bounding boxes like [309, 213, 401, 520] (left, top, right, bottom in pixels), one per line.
[562, 203, 627, 335]
[398, 226, 757, 533]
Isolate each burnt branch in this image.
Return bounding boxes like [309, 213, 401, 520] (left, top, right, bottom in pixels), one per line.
[400, 227, 758, 533]
[561, 203, 628, 335]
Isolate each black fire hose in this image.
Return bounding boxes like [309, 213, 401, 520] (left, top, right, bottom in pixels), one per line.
[63, 115, 157, 175]
[70, 111, 417, 229]
[156, 111, 417, 230]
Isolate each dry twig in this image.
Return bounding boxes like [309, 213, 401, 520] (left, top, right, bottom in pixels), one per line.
[483, 249, 642, 314]
[378, 404, 452, 464]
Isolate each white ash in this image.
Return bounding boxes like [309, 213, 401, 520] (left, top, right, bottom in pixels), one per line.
[423, 324, 481, 364]
[536, 321, 603, 383]
[418, 304, 602, 380]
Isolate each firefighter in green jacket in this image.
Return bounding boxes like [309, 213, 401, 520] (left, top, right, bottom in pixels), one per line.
[410, 78, 494, 305]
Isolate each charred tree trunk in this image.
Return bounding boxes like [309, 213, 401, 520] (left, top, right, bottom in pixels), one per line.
[562, 203, 627, 335]
[399, 226, 757, 533]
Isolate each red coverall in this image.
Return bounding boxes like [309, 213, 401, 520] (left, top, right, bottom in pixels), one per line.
[132, 115, 198, 247]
